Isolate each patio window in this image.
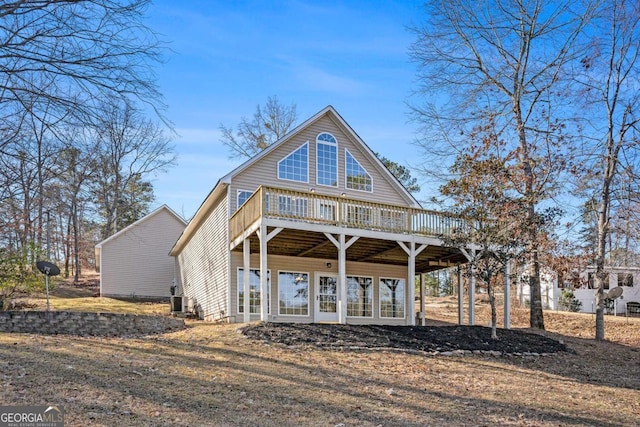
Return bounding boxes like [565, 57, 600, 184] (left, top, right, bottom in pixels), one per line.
[347, 276, 373, 317]
[278, 142, 308, 183]
[278, 271, 309, 316]
[237, 190, 253, 210]
[316, 133, 337, 187]
[238, 268, 270, 314]
[345, 149, 372, 192]
[380, 278, 405, 318]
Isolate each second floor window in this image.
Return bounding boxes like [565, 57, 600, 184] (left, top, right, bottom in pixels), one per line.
[237, 190, 253, 209]
[278, 142, 308, 183]
[345, 149, 372, 192]
[316, 133, 337, 187]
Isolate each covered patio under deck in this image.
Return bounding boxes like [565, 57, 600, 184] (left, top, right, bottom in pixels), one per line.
[230, 186, 511, 326]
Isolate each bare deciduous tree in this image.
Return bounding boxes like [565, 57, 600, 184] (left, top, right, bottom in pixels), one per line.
[91, 100, 175, 239]
[410, 0, 595, 329]
[576, 0, 640, 340]
[220, 96, 298, 159]
[0, 0, 166, 137]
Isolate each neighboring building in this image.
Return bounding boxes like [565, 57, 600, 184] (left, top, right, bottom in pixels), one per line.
[520, 265, 640, 314]
[96, 205, 187, 298]
[572, 266, 640, 314]
[517, 267, 559, 309]
[170, 106, 468, 324]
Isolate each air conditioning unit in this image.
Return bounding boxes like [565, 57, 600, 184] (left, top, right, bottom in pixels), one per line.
[170, 296, 184, 313]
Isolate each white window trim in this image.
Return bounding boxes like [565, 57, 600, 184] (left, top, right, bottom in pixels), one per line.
[277, 270, 311, 317]
[344, 148, 373, 193]
[316, 133, 338, 188]
[346, 275, 374, 318]
[277, 141, 310, 183]
[237, 267, 270, 315]
[379, 276, 406, 319]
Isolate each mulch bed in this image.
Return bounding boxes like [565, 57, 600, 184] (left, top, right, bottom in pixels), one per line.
[241, 323, 569, 355]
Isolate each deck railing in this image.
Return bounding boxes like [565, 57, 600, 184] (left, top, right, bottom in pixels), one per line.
[229, 186, 468, 242]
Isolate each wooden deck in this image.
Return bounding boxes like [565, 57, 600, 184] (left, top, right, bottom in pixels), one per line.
[229, 187, 469, 271]
[230, 186, 466, 243]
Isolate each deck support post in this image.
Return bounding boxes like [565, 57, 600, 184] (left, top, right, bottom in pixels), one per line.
[256, 225, 283, 322]
[504, 259, 511, 329]
[469, 264, 476, 325]
[398, 241, 427, 326]
[243, 238, 251, 323]
[420, 273, 426, 326]
[339, 234, 347, 324]
[259, 223, 268, 322]
[458, 266, 464, 325]
[325, 233, 358, 324]
[459, 247, 478, 326]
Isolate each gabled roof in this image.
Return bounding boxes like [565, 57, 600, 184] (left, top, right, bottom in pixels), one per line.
[170, 105, 421, 255]
[96, 204, 187, 249]
[219, 105, 421, 206]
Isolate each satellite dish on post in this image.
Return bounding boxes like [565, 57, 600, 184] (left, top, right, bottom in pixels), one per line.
[36, 260, 60, 312]
[607, 286, 623, 300]
[36, 261, 60, 277]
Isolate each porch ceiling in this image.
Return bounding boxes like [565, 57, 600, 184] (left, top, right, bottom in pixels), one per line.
[233, 227, 467, 273]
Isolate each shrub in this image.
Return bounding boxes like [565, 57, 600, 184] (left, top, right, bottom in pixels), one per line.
[559, 288, 582, 312]
[0, 249, 42, 310]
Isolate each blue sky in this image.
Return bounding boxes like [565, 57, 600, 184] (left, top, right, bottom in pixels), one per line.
[147, 0, 427, 219]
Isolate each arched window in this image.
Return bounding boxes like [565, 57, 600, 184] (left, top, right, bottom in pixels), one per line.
[316, 133, 337, 187]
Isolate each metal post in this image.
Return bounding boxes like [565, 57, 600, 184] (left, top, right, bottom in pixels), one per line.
[457, 267, 464, 325]
[45, 274, 50, 312]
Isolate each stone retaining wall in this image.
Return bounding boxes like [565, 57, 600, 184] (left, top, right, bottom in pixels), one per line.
[0, 311, 186, 337]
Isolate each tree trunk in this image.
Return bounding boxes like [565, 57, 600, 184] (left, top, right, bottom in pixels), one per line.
[72, 201, 80, 283]
[595, 141, 617, 341]
[488, 281, 498, 340]
[514, 102, 545, 329]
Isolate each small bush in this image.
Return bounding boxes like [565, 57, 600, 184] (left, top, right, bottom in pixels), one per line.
[559, 289, 582, 312]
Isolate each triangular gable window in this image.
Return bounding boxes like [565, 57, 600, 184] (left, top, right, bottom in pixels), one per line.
[278, 142, 308, 183]
[345, 149, 372, 192]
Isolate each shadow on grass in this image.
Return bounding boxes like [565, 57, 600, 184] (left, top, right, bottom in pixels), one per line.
[0, 323, 636, 426]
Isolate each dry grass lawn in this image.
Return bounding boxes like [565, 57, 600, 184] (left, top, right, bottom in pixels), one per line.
[1, 283, 639, 426]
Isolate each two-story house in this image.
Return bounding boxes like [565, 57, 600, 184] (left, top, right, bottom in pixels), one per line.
[170, 106, 467, 325]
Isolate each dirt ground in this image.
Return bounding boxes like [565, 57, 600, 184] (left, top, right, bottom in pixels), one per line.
[1, 282, 639, 426]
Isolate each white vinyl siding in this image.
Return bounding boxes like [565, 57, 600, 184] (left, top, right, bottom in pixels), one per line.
[177, 195, 230, 321]
[99, 207, 186, 298]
